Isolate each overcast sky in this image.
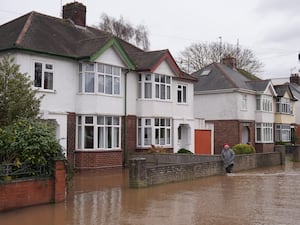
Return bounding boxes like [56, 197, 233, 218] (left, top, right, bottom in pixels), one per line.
[1, 0, 300, 79]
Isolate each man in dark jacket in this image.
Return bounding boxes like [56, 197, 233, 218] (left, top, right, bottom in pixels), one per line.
[221, 143, 235, 173]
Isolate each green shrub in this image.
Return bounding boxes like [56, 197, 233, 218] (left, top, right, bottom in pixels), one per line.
[0, 119, 64, 175]
[177, 148, 193, 154]
[232, 144, 256, 154]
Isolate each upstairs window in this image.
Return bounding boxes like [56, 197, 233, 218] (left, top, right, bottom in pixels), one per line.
[79, 63, 121, 95]
[177, 85, 187, 103]
[241, 94, 247, 110]
[138, 73, 171, 100]
[256, 95, 273, 112]
[34, 62, 53, 90]
[276, 97, 292, 114]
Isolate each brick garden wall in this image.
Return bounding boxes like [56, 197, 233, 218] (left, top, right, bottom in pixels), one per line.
[0, 160, 66, 212]
[129, 150, 285, 188]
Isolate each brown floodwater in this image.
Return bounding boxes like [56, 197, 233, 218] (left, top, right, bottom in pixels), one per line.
[1, 160, 300, 225]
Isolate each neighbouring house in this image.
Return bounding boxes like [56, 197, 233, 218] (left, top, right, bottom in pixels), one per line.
[272, 74, 300, 144]
[0, 2, 197, 169]
[192, 56, 296, 153]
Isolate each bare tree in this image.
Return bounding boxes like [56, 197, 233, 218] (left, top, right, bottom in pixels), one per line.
[177, 42, 264, 75]
[98, 13, 150, 50]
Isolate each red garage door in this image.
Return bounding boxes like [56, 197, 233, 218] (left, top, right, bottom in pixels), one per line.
[194, 130, 211, 154]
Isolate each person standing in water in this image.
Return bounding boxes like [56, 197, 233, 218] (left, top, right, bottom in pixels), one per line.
[221, 143, 235, 173]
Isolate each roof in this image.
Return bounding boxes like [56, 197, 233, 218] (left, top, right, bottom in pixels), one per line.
[274, 84, 297, 101]
[0, 11, 196, 82]
[192, 62, 271, 93]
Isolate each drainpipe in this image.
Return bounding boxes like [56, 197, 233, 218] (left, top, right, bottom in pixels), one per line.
[123, 69, 130, 167]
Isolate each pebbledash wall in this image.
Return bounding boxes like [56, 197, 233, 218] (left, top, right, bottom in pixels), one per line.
[0, 160, 66, 212]
[129, 146, 286, 188]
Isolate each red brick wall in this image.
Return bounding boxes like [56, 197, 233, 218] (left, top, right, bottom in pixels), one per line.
[75, 150, 123, 169]
[122, 115, 137, 166]
[0, 161, 66, 212]
[67, 112, 76, 168]
[207, 120, 255, 154]
[255, 143, 275, 153]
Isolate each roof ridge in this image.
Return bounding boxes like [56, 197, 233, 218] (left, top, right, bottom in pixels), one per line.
[16, 11, 34, 45]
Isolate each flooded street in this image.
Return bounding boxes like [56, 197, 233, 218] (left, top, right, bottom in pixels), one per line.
[1, 160, 300, 225]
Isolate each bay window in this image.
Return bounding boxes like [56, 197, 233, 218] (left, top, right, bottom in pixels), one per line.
[79, 63, 121, 95]
[138, 73, 171, 100]
[256, 95, 273, 112]
[255, 123, 273, 143]
[276, 97, 292, 114]
[77, 115, 121, 150]
[275, 124, 291, 142]
[137, 118, 172, 147]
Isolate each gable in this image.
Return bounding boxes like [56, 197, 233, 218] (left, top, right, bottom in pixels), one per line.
[94, 46, 126, 68]
[153, 60, 176, 76]
[264, 82, 277, 96]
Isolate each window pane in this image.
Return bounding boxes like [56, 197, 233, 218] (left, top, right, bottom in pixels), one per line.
[155, 84, 159, 98]
[105, 75, 113, 94]
[167, 86, 171, 99]
[34, 62, 42, 87]
[161, 84, 165, 99]
[85, 72, 94, 93]
[106, 117, 112, 125]
[155, 128, 159, 145]
[44, 72, 53, 90]
[77, 126, 82, 149]
[138, 128, 142, 145]
[177, 89, 182, 102]
[113, 67, 120, 76]
[79, 73, 83, 92]
[183, 86, 186, 102]
[160, 128, 165, 145]
[144, 127, 152, 145]
[113, 127, 119, 147]
[98, 75, 104, 93]
[105, 127, 112, 148]
[86, 64, 94, 71]
[78, 116, 82, 125]
[97, 63, 104, 73]
[45, 64, 53, 70]
[84, 126, 94, 148]
[98, 127, 104, 148]
[145, 119, 151, 125]
[113, 117, 119, 125]
[97, 116, 104, 125]
[166, 129, 171, 144]
[85, 116, 93, 124]
[145, 83, 152, 98]
[106, 65, 112, 74]
[114, 77, 120, 95]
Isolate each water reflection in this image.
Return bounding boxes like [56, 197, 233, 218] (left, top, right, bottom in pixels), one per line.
[1, 162, 300, 225]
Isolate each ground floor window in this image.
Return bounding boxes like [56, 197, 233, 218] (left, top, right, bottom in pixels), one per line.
[137, 117, 172, 147]
[255, 123, 273, 143]
[77, 115, 121, 150]
[275, 124, 291, 142]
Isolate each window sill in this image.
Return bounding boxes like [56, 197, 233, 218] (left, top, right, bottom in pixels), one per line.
[35, 88, 56, 94]
[75, 149, 122, 152]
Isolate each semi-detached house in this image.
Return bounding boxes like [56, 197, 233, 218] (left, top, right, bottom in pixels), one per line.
[0, 2, 197, 169]
[193, 57, 297, 154]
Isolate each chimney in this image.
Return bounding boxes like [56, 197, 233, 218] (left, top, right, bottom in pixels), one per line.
[221, 56, 236, 69]
[63, 2, 86, 27]
[290, 73, 300, 85]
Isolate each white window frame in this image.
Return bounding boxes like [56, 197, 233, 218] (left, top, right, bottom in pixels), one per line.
[79, 63, 121, 95]
[276, 97, 292, 114]
[137, 117, 172, 147]
[255, 123, 273, 143]
[256, 95, 273, 112]
[275, 124, 291, 142]
[77, 115, 121, 150]
[177, 84, 187, 103]
[138, 73, 172, 100]
[34, 61, 54, 91]
[241, 94, 247, 110]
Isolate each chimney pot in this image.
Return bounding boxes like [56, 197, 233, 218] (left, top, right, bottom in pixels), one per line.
[290, 73, 300, 85]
